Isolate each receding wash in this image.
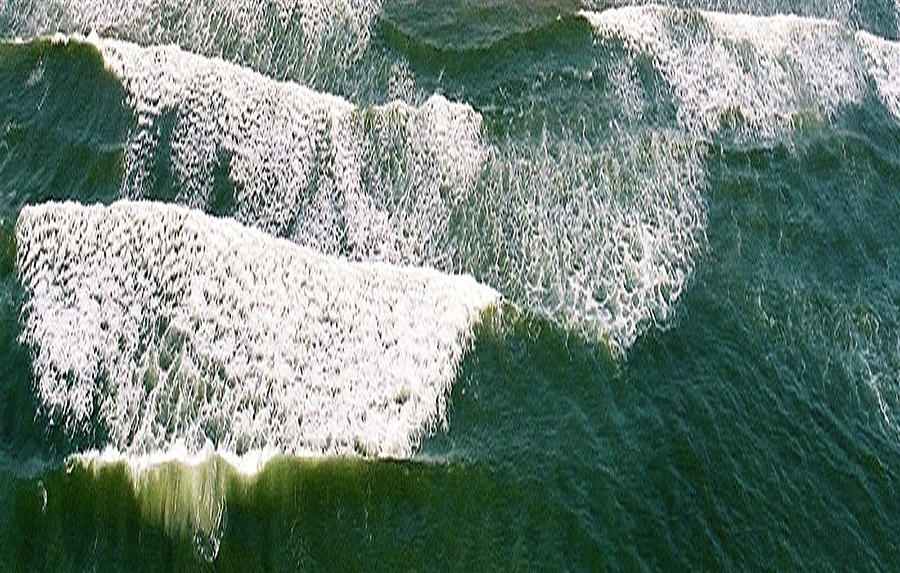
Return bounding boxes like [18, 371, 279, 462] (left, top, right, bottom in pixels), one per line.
[0, 0, 898, 570]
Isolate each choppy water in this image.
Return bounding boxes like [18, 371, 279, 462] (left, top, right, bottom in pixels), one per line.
[1, 0, 899, 569]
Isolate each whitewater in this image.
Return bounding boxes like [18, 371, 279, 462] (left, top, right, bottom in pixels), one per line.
[0, 1, 899, 569]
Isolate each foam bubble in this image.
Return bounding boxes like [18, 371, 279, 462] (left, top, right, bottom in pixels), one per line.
[73, 444, 278, 476]
[465, 130, 708, 354]
[84, 36, 704, 354]
[582, 6, 866, 135]
[98, 36, 706, 355]
[87, 36, 485, 268]
[1, 0, 386, 93]
[16, 200, 499, 459]
[857, 31, 900, 120]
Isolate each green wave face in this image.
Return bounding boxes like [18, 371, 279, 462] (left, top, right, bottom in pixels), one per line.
[1, 1, 900, 570]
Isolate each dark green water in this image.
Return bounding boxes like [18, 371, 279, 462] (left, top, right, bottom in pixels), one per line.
[2, 1, 900, 570]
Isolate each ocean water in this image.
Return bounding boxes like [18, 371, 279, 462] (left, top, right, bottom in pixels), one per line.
[1, 0, 899, 569]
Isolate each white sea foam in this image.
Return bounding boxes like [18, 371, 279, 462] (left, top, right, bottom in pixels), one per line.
[583, 5, 866, 134]
[15, 30, 708, 359]
[1, 0, 383, 88]
[4, 33, 698, 358]
[857, 31, 900, 120]
[89, 34, 705, 355]
[83, 36, 485, 268]
[16, 201, 499, 459]
[73, 444, 278, 476]
[469, 130, 708, 354]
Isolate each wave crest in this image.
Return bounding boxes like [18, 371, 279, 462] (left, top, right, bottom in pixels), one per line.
[583, 6, 867, 135]
[16, 200, 498, 459]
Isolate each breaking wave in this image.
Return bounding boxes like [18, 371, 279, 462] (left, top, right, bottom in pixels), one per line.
[16, 200, 498, 459]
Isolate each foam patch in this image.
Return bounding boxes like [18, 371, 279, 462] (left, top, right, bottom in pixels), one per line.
[583, 6, 866, 134]
[465, 129, 708, 354]
[16, 200, 499, 458]
[1, 0, 385, 90]
[857, 31, 900, 120]
[94, 35, 706, 355]
[85, 36, 485, 267]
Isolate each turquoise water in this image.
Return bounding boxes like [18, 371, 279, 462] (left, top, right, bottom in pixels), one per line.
[1, 1, 899, 570]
